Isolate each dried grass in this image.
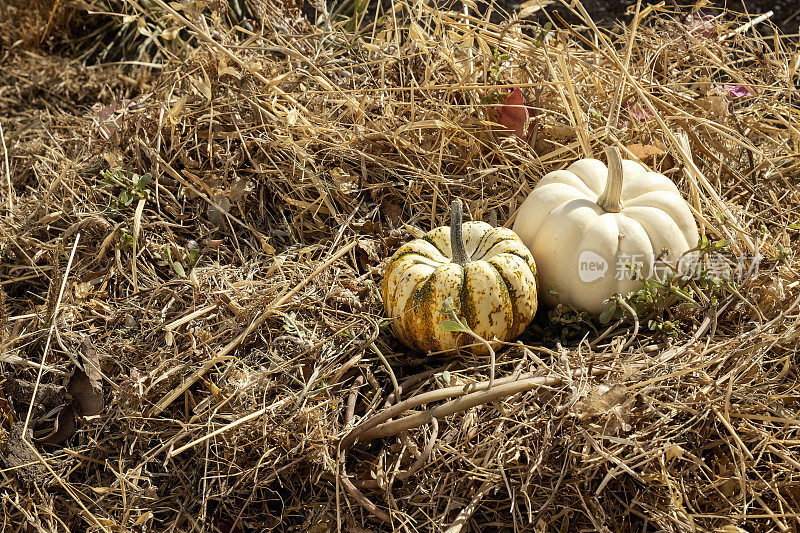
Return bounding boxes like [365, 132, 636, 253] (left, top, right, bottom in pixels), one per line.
[1, 0, 800, 531]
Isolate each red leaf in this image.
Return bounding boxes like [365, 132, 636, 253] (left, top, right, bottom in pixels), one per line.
[496, 88, 529, 139]
[717, 84, 754, 98]
[212, 516, 243, 533]
[684, 11, 716, 38]
[624, 99, 654, 122]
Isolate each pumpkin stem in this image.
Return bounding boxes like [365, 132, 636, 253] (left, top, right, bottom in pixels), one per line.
[597, 146, 624, 213]
[450, 199, 470, 266]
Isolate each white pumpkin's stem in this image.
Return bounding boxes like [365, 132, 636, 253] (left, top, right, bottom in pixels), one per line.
[597, 146, 624, 213]
[450, 199, 470, 266]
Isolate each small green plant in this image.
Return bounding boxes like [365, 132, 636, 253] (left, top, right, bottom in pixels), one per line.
[152, 244, 197, 279]
[118, 227, 135, 251]
[481, 90, 507, 106]
[775, 240, 790, 264]
[439, 296, 498, 388]
[599, 238, 740, 338]
[534, 22, 552, 48]
[345, 0, 369, 32]
[328, 0, 369, 31]
[377, 317, 394, 329]
[278, 311, 311, 338]
[438, 296, 466, 334]
[529, 286, 596, 343]
[698, 236, 730, 253]
[647, 318, 682, 337]
[100, 167, 152, 216]
[481, 49, 514, 105]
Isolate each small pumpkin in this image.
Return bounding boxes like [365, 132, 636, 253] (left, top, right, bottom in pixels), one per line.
[382, 200, 538, 354]
[513, 146, 699, 314]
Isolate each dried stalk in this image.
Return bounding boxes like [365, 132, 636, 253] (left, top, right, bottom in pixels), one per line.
[342, 366, 610, 448]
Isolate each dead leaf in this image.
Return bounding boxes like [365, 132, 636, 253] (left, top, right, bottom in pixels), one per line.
[260, 236, 276, 254]
[576, 383, 630, 418]
[573, 383, 634, 436]
[544, 122, 576, 139]
[196, 69, 212, 103]
[306, 518, 332, 533]
[408, 21, 427, 42]
[68, 369, 103, 417]
[518, 0, 554, 18]
[696, 91, 728, 119]
[330, 168, 357, 194]
[666, 444, 685, 461]
[136, 16, 151, 37]
[73, 281, 93, 300]
[80, 336, 103, 398]
[626, 143, 665, 161]
[218, 66, 241, 79]
[212, 515, 244, 533]
[133, 512, 154, 526]
[161, 27, 180, 40]
[401, 224, 425, 240]
[714, 526, 747, 533]
[382, 200, 404, 228]
[94, 102, 121, 140]
[168, 95, 187, 126]
[102, 151, 124, 169]
[33, 405, 76, 446]
[285, 108, 299, 127]
[355, 239, 381, 273]
[227, 176, 251, 202]
[94, 99, 135, 141]
[328, 285, 363, 311]
[357, 239, 380, 263]
[207, 195, 231, 227]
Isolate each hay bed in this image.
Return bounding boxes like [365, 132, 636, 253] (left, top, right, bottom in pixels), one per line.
[1, 0, 799, 530]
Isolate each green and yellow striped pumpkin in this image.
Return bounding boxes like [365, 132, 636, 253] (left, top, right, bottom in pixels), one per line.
[382, 200, 538, 354]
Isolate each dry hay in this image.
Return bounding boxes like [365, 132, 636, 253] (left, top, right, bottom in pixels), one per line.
[1, 0, 800, 531]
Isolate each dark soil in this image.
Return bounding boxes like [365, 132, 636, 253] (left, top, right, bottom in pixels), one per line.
[318, 0, 799, 36]
[524, 0, 799, 36]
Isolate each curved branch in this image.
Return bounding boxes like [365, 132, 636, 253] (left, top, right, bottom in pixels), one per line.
[616, 297, 640, 351]
[354, 417, 439, 490]
[346, 375, 365, 424]
[339, 471, 391, 523]
[384, 368, 442, 408]
[341, 366, 610, 448]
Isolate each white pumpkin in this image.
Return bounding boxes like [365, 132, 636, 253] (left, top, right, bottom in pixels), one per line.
[383, 200, 537, 355]
[513, 146, 699, 314]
